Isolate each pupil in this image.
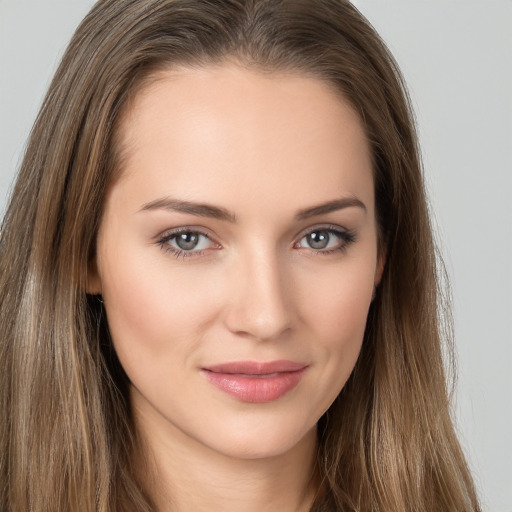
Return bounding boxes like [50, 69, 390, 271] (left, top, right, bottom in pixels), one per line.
[176, 232, 199, 250]
[307, 231, 329, 249]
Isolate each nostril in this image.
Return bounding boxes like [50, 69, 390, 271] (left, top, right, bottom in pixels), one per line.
[224, 281, 293, 341]
[221, 251, 294, 340]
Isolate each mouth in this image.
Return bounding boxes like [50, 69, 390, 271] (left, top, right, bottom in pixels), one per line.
[201, 360, 308, 403]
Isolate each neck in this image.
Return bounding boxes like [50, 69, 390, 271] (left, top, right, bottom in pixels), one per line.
[133, 399, 319, 512]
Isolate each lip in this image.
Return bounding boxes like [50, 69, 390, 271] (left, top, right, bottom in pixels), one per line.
[201, 360, 308, 403]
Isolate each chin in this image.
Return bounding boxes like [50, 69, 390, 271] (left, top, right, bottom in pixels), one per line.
[194, 415, 318, 461]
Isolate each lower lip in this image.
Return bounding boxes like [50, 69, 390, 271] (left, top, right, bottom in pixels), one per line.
[202, 368, 307, 403]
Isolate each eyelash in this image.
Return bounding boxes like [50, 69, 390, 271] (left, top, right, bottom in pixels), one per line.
[295, 226, 357, 256]
[156, 225, 357, 259]
[157, 228, 215, 259]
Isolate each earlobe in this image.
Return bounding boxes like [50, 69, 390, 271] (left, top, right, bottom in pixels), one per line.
[371, 254, 385, 302]
[374, 251, 386, 287]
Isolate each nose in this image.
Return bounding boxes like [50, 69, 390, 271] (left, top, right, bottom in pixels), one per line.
[223, 250, 293, 342]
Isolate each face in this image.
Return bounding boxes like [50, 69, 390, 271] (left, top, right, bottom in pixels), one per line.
[89, 64, 382, 460]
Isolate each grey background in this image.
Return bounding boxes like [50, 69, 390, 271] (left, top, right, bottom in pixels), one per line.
[1, 1, 511, 509]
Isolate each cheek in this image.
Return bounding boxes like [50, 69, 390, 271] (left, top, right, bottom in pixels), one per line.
[328, 276, 372, 341]
[296, 257, 375, 404]
[299, 258, 375, 342]
[99, 250, 222, 375]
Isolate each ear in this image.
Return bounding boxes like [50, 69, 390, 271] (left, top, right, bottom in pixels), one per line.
[374, 249, 386, 287]
[86, 256, 102, 295]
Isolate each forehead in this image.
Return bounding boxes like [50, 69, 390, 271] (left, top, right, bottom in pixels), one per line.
[111, 64, 374, 218]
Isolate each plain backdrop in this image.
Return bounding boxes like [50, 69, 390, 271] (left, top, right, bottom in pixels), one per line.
[1, 1, 511, 510]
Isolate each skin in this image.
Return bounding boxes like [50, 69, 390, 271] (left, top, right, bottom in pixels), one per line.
[88, 64, 383, 512]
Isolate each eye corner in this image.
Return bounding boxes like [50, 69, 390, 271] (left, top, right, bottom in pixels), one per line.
[155, 227, 222, 260]
[294, 225, 357, 255]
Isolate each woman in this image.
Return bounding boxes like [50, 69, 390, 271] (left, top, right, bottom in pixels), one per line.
[0, 0, 481, 510]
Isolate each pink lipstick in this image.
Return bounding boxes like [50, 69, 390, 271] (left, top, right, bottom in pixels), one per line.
[201, 360, 307, 403]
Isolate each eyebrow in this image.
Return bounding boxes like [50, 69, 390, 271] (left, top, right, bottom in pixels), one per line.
[139, 196, 366, 222]
[140, 197, 237, 222]
[295, 197, 366, 220]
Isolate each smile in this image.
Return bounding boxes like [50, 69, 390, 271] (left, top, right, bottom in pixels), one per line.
[201, 360, 308, 403]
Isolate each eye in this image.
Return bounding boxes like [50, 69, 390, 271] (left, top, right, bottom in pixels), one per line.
[157, 229, 218, 257]
[295, 227, 356, 253]
[170, 231, 210, 251]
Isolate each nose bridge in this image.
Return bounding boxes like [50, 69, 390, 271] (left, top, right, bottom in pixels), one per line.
[225, 245, 292, 341]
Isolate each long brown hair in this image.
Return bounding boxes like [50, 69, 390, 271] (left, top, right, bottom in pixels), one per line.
[0, 1, 480, 510]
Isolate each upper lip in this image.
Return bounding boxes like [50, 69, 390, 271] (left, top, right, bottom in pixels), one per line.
[203, 360, 308, 375]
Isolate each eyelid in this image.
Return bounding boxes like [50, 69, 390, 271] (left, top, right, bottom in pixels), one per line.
[293, 224, 357, 253]
[156, 226, 221, 258]
[155, 223, 356, 259]
[294, 223, 351, 241]
[155, 225, 218, 243]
